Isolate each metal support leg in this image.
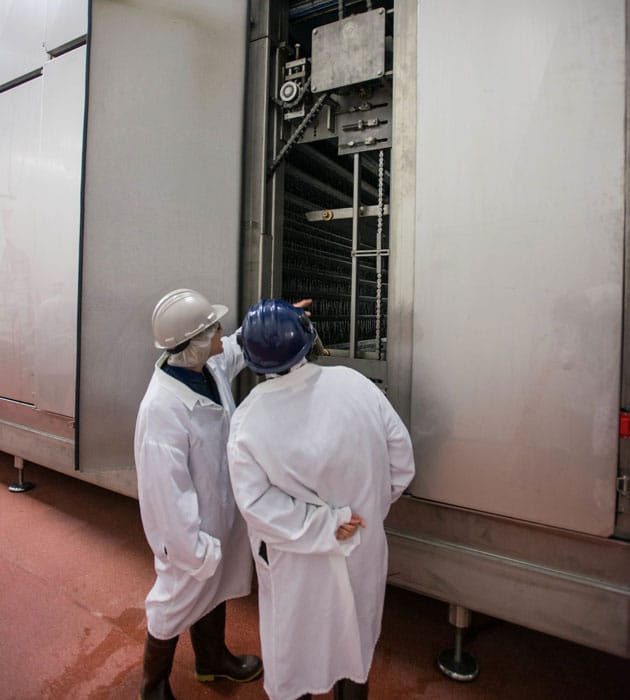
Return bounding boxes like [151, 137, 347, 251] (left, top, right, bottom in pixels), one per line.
[8, 456, 34, 493]
[437, 604, 479, 681]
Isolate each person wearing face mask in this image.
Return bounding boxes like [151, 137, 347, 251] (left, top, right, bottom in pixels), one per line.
[134, 288, 264, 700]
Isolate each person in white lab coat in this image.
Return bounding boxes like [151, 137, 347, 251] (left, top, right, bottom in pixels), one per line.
[227, 298, 416, 700]
[134, 288, 262, 700]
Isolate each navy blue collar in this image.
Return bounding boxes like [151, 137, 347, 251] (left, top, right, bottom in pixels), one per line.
[161, 363, 222, 405]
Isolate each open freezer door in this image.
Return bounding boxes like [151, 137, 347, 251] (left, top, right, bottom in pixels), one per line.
[78, 0, 248, 472]
[409, 0, 625, 536]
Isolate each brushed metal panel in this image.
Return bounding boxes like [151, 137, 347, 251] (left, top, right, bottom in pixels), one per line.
[0, 0, 47, 86]
[387, 0, 416, 424]
[310, 8, 386, 93]
[409, 0, 625, 535]
[0, 78, 42, 404]
[44, 0, 88, 53]
[33, 48, 85, 417]
[241, 29, 272, 309]
[617, 0, 630, 539]
[0, 397, 74, 438]
[0, 417, 74, 472]
[79, 0, 248, 470]
[387, 530, 630, 658]
[387, 495, 630, 588]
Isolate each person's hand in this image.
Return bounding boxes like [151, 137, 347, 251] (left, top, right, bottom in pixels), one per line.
[336, 513, 366, 541]
[293, 298, 313, 316]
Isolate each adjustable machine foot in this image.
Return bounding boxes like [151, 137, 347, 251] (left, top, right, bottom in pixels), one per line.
[8, 456, 34, 493]
[437, 604, 479, 682]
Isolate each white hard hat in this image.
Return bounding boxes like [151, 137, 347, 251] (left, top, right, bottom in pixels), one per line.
[151, 288, 228, 350]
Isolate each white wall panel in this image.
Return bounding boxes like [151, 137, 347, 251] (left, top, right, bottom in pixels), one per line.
[409, 0, 625, 535]
[0, 0, 47, 85]
[33, 48, 85, 417]
[44, 0, 87, 53]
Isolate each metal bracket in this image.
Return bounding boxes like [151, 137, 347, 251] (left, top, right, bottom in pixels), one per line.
[305, 204, 389, 222]
[353, 249, 390, 258]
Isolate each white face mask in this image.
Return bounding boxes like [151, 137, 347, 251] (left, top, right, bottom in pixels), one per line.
[167, 327, 216, 369]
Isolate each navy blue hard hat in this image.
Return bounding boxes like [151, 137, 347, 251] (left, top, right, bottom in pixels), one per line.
[239, 299, 315, 374]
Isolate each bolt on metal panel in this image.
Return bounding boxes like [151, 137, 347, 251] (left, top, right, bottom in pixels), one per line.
[310, 8, 386, 93]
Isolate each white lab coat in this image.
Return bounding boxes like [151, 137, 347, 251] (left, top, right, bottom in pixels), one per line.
[227, 362, 415, 700]
[134, 333, 252, 640]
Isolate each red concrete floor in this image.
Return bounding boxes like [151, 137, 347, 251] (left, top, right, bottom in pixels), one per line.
[0, 453, 628, 700]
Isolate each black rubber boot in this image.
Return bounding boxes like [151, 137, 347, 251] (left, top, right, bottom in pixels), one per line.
[189, 602, 263, 683]
[333, 678, 369, 700]
[139, 632, 178, 700]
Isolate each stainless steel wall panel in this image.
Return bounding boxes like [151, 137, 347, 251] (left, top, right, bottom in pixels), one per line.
[616, 0, 630, 539]
[387, 0, 416, 424]
[0, 0, 47, 86]
[44, 0, 88, 53]
[79, 0, 247, 471]
[0, 78, 42, 404]
[33, 48, 85, 417]
[387, 528, 630, 658]
[409, 0, 625, 535]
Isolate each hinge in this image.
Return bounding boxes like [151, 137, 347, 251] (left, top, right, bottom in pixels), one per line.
[617, 475, 629, 498]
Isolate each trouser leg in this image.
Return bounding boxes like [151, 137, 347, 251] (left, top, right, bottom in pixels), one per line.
[139, 632, 178, 700]
[333, 678, 369, 700]
[189, 601, 263, 683]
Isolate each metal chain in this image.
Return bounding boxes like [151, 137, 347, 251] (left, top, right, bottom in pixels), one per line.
[376, 149, 384, 243]
[375, 148, 384, 359]
[268, 78, 329, 177]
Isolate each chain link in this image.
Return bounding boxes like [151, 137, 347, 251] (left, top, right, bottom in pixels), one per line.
[268, 79, 329, 177]
[375, 148, 385, 358]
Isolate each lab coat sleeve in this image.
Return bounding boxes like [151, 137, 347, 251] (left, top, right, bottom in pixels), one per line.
[136, 436, 222, 581]
[219, 330, 246, 382]
[227, 438, 358, 556]
[378, 390, 415, 502]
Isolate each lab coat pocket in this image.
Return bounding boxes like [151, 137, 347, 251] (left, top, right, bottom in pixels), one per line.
[258, 540, 269, 565]
[252, 537, 272, 603]
[250, 535, 270, 571]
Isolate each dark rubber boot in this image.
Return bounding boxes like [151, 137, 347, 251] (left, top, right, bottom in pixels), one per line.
[189, 602, 263, 683]
[139, 632, 178, 700]
[333, 678, 369, 700]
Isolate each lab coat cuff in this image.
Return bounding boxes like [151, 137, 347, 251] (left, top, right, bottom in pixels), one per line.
[334, 506, 360, 557]
[190, 534, 222, 581]
[334, 505, 351, 523]
[339, 531, 360, 556]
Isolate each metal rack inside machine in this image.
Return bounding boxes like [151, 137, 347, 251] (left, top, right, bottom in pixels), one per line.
[269, 2, 394, 380]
